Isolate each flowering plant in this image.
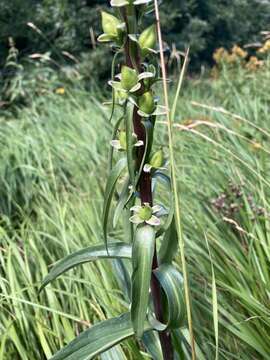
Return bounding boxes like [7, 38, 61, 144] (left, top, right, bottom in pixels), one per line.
[39, 1, 189, 359]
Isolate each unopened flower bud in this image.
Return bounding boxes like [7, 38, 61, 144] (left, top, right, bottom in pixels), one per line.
[149, 149, 164, 168]
[101, 11, 121, 37]
[138, 25, 156, 58]
[121, 66, 138, 91]
[138, 91, 156, 114]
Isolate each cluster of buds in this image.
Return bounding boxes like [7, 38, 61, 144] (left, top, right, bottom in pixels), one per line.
[99, 0, 168, 230]
[99, 3, 167, 114]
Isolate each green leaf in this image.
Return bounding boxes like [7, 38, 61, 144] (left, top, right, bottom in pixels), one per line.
[40, 242, 132, 292]
[113, 176, 130, 228]
[154, 171, 174, 238]
[142, 331, 163, 360]
[102, 158, 127, 249]
[154, 264, 185, 329]
[108, 116, 124, 171]
[50, 312, 151, 360]
[100, 345, 126, 360]
[125, 105, 136, 186]
[158, 216, 178, 265]
[173, 328, 208, 360]
[131, 225, 156, 338]
[133, 120, 152, 188]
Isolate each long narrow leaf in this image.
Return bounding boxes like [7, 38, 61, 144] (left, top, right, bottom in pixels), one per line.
[131, 225, 155, 338]
[108, 116, 124, 171]
[154, 264, 185, 329]
[40, 242, 132, 292]
[125, 105, 136, 186]
[158, 216, 178, 265]
[113, 176, 130, 229]
[50, 312, 151, 360]
[102, 158, 127, 249]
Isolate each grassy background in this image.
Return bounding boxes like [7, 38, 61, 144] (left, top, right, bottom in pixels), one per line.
[0, 58, 270, 359]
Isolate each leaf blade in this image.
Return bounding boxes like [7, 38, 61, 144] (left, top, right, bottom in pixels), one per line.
[154, 264, 185, 329]
[50, 313, 132, 360]
[40, 242, 132, 292]
[102, 157, 127, 248]
[131, 225, 156, 338]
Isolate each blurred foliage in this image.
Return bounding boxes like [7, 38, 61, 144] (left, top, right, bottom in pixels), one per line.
[0, 0, 270, 110]
[1, 0, 270, 65]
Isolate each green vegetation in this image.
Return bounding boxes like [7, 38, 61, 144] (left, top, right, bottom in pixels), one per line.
[1, 0, 269, 97]
[1, 0, 270, 358]
[1, 41, 270, 357]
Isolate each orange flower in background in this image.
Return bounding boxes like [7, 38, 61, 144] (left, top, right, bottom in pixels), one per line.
[231, 45, 247, 59]
[246, 56, 264, 71]
[257, 39, 270, 54]
[227, 53, 238, 64]
[213, 47, 229, 63]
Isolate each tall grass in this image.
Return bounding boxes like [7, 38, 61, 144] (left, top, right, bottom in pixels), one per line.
[1, 59, 270, 358]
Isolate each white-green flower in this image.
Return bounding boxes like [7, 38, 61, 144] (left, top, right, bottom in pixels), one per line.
[129, 203, 161, 226]
[111, 131, 143, 151]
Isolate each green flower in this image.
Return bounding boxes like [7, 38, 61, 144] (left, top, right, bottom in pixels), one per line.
[98, 12, 124, 43]
[139, 25, 156, 58]
[130, 203, 161, 226]
[138, 91, 156, 115]
[111, 131, 143, 151]
[150, 149, 164, 168]
[121, 66, 139, 91]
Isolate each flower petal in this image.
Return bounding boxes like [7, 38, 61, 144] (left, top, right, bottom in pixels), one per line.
[146, 216, 161, 226]
[152, 205, 162, 214]
[135, 140, 144, 147]
[130, 83, 141, 93]
[143, 164, 152, 173]
[129, 214, 144, 224]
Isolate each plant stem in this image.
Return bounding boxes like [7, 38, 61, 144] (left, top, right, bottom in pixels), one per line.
[121, 7, 174, 359]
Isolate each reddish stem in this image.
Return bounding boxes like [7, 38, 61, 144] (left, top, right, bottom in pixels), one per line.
[121, 14, 173, 360]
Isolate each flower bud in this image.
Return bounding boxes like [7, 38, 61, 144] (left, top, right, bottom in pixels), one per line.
[138, 25, 156, 58]
[119, 131, 127, 150]
[121, 66, 138, 91]
[101, 11, 121, 37]
[149, 149, 164, 168]
[138, 91, 156, 114]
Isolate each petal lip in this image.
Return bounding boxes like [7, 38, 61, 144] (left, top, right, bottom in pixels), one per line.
[146, 216, 161, 226]
[129, 215, 144, 224]
[152, 205, 162, 213]
[143, 164, 152, 173]
[135, 140, 144, 147]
